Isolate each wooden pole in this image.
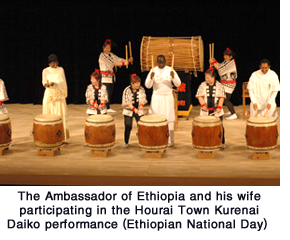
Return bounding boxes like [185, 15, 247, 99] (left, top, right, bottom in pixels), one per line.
[125, 45, 128, 69]
[128, 41, 133, 65]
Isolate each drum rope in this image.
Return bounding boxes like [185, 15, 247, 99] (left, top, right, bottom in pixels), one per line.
[191, 37, 197, 73]
[147, 36, 151, 70]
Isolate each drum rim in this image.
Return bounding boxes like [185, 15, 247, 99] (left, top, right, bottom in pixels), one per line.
[140, 115, 167, 123]
[193, 115, 221, 124]
[0, 114, 10, 121]
[86, 114, 114, 123]
[34, 114, 62, 122]
[247, 116, 276, 124]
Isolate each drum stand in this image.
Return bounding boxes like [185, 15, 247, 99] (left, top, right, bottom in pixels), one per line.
[197, 150, 216, 159]
[0, 147, 9, 156]
[144, 149, 166, 158]
[38, 147, 61, 157]
[252, 151, 270, 160]
[90, 148, 111, 157]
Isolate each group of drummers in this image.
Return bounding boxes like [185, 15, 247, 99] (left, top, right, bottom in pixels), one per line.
[0, 39, 280, 150]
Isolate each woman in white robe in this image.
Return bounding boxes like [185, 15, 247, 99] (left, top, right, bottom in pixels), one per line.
[42, 54, 69, 140]
[247, 59, 280, 120]
[145, 55, 181, 147]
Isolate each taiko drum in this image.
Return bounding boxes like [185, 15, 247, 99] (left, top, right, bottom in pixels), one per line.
[85, 114, 115, 149]
[138, 115, 169, 150]
[140, 36, 204, 72]
[192, 116, 222, 150]
[0, 114, 12, 148]
[245, 116, 278, 150]
[33, 114, 64, 148]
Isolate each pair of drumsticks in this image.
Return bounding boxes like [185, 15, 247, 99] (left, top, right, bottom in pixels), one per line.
[125, 41, 133, 69]
[209, 43, 214, 66]
[255, 107, 270, 117]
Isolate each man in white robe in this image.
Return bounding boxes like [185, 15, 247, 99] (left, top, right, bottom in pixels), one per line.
[42, 54, 69, 140]
[145, 55, 181, 147]
[247, 59, 280, 119]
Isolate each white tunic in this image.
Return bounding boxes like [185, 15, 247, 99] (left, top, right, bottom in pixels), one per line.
[195, 81, 226, 117]
[145, 66, 181, 123]
[42, 66, 69, 140]
[247, 69, 280, 119]
[98, 52, 124, 83]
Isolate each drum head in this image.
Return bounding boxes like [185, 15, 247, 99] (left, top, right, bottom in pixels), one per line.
[34, 114, 61, 122]
[194, 115, 221, 124]
[140, 115, 167, 123]
[0, 114, 9, 121]
[248, 116, 276, 124]
[87, 114, 113, 123]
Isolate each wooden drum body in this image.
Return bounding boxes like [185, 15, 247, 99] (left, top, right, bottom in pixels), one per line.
[246, 116, 278, 150]
[138, 115, 169, 150]
[140, 36, 204, 72]
[192, 116, 222, 150]
[85, 115, 115, 149]
[33, 114, 64, 148]
[0, 114, 12, 148]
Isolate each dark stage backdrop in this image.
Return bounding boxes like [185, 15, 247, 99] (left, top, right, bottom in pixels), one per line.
[0, 0, 280, 106]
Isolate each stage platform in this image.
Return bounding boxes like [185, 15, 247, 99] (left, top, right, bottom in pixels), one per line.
[0, 104, 280, 186]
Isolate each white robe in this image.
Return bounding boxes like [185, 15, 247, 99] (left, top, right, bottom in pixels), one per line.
[145, 66, 181, 127]
[247, 69, 280, 119]
[42, 66, 69, 140]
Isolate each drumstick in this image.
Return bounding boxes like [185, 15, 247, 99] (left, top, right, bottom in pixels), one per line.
[128, 41, 133, 65]
[170, 54, 175, 80]
[151, 55, 154, 72]
[255, 108, 258, 117]
[263, 107, 269, 117]
[171, 54, 175, 69]
[212, 43, 214, 59]
[125, 45, 128, 69]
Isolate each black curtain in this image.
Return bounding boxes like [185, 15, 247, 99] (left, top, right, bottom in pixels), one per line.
[0, 0, 280, 106]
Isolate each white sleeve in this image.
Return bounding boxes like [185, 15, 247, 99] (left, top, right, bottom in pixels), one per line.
[247, 73, 256, 103]
[145, 69, 153, 89]
[42, 69, 48, 86]
[172, 69, 181, 87]
[268, 91, 278, 104]
[248, 89, 256, 104]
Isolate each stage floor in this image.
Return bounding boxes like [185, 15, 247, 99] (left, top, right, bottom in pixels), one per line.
[0, 104, 280, 186]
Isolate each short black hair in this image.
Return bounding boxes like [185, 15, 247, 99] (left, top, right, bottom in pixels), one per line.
[48, 54, 58, 64]
[205, 68, 217, 78]
[157, 55, 166, 61]
[259, 59, 271, 66]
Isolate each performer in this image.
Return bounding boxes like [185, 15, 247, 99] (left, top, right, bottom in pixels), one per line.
[196, 67, 226, 148]
[42, 54, 69, 140]
[145, 55, 181, 147]
[210, 48, 238, 120]
[98, 39, 133, 113]
[0, 78, 9, 114]
[247, 59, 280, 119]
[122, 74, 147, 148]
[85, 69, 108, 115]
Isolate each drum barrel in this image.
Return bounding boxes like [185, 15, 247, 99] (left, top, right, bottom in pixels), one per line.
[0, 115, 12, 148]
[192, 116, 222, 150]
[33, 114, 64, 148]
[245, 117, 278, 150]
[85, 115, 115, 149]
